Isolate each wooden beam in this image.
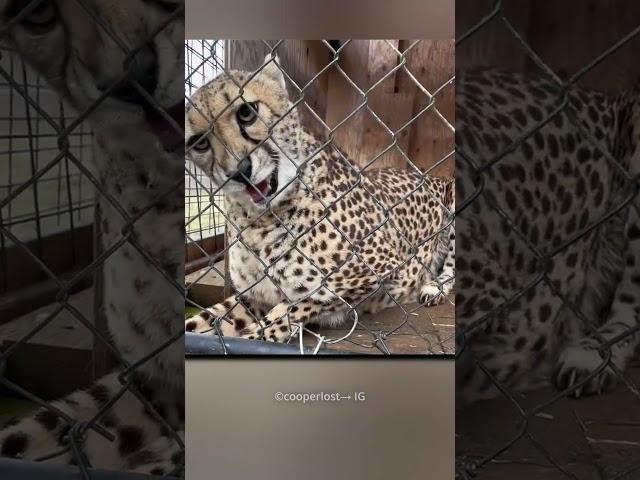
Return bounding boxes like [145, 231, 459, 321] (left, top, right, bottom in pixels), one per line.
[0, 224, 93, 294]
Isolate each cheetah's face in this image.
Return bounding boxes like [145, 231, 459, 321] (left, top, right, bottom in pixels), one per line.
[0, 0, 184, 152]
[186, 56, 302, 212]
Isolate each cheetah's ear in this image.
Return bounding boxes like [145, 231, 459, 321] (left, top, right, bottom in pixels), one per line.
[259, 53, 286, 90]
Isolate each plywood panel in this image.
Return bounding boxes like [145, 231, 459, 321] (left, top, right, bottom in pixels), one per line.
[403, 40, 455, 177]
[229, 40, 454, 176]
[527, 0, 640, 92]
[324, 40, 371, 166]
[456, 0, 532, 71]
[359, 40, 416, 170]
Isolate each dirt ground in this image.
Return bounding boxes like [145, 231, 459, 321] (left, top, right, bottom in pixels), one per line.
[457, 364, 640, 479]
[306, 295, 455, 355]
[186, 264, 455, 355]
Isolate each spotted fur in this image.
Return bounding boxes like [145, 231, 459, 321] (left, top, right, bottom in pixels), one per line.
[0, 1, 184, 475]
[456, 68, 640, 404]
[184, 54, 455, 344]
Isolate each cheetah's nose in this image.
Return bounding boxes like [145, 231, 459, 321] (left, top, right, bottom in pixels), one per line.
[228, 157, 252, 185]
[96, 43, 159, 107]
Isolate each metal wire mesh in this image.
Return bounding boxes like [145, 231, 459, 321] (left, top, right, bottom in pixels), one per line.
[0, 43, 95, 294]
[0, 1, 184, 478]
[455, 2, 640, 478]
[184, 39, 456, 355]
[184, 40, 225, 241]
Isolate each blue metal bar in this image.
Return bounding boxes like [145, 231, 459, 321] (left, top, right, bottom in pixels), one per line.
[185, 332, 360, 355]
[0, 458, 178, 480]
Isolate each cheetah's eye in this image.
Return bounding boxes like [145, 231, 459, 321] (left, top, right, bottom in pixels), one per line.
[237, 102, 258, 125]
[187, 135, 210, 153]
[11, 0, 59, 33]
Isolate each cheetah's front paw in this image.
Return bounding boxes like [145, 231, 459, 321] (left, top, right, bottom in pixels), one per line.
[235, 322, 291, 342]
[419, 282, 447, 307]
[237, 304, 296, 343]
[184, 309, 238, 336]
[554, 340, 618, 397]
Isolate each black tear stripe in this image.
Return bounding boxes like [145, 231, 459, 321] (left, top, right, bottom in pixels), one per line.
[239, 125, 260, 145]
[117, 425, 145, 455]
[34, 409, 60, 431]
[142, 0, 182, 13]
[264, 143, 280, 164]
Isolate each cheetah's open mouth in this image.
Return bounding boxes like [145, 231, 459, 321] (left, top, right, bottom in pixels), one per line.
[144, 102, 184, 152]
[246, 168, 278, 204]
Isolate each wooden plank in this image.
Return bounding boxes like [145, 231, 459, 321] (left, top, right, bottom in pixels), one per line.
[402, 40, 455, 177]
[185, 261, 226, 308]
[0, 224, 93, 295]
[0, 288, 96, 399]
[367, 40, 400, 94]
[275, 41, 331, 139]
[527, 1, 640, 92]
[0, 270, 92, 322]
[228, 40, 455, 175]
[227, 40, 270, 71]
[359, 40, 415, 170]
[456, 0, 531, 71]
[324, 40, 371, 166]
[0, 288, 94, 349]
[362, 91, 415, 170]
[185, 233, 225, 274]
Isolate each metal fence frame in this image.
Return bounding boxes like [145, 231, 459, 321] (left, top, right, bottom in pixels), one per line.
[0, 1, 185, 478]
[455, 1, 640, 479]
[184, 39, 456, 356]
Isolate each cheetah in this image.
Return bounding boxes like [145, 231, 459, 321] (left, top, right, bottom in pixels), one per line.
[456, 68, 640, 404]
[184, 54, 456, 346]
[0, 0, 184, 475]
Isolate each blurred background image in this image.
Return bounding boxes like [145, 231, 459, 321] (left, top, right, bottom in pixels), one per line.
[456, 1, 640, 478]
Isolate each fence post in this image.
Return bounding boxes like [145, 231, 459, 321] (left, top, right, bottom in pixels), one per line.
[91, 199, 115, 379]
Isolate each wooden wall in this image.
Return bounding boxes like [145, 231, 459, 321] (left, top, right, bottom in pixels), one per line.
[456, 0, 640, 94]
[228, 40, 454, 178]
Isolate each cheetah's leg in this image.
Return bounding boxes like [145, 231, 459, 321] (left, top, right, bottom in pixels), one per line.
[0, 372, 183, 473]
[360, 291, 400, 314]
[455, 243, 559, 405]
[124, 431, 184, 476]
[555, 207, 640, 397]
[360, 281, 419, 314]
[420, 221, 455, 306]
[184, 295, 269, 338]
[237, 300, 349, 342]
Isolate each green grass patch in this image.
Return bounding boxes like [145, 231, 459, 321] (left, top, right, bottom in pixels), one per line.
[0, 396, 39, 427]
[185, 306, 202, 319]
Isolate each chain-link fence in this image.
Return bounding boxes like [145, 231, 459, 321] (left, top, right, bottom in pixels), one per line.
[0, 42, 95, 300]
[184, 40, 226, 243]
[456, 1, 640, 478]
[1, 1, 184, 478]
[184, 39, 456, 356]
